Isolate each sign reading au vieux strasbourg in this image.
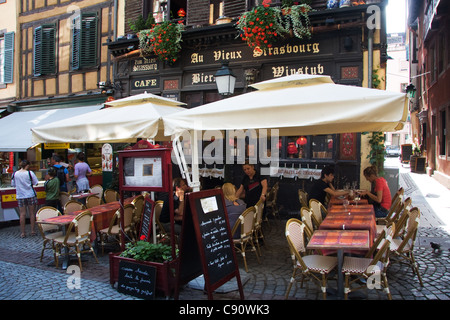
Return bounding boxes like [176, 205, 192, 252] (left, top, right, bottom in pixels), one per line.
[182, 36, 334, 88]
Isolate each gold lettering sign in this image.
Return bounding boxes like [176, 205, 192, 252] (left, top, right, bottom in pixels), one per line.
[132, 58, 158, 72]
[254, 43, 320, 57]
[192, 73, 215, 85]
[134, 79, 158, 88]
[272, 64, 325, 78]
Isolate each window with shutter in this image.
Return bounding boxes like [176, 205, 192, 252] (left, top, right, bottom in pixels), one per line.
[3, 32, 14, 83]
[33, 25, 56, 76]
[72, 13, 98, 70]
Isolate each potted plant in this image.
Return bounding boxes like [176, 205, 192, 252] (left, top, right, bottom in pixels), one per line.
[138, 20, 185, 63]
[236, 0, 312, 53]
[109, 235, 178, 297]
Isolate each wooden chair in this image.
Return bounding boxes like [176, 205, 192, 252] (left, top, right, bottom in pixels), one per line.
[59, 192, 71, 209]
[86, 194, 101, 209]
[98, 204, 136, 254]
[265, 182, 279, 218]
[131, 195, 145, 239]
[36, 206, 63, 262]
[284, 218, 337, 300]
[389, 207, 423, 287]
[309, 199, 327, 226]
[231, 206, 260, 272]
[298, 189, 308, 208]
[376, 197, 410, 237]
[253, 199, 265, 255]
[103, 189, 119, 203]
[90, 184, 103, 200]
[52, 210, 99, 272]
[63, 200, 86, 215]
[342, 223, 396, 300]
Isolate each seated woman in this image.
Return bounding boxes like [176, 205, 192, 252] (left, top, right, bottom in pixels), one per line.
[159, 178, 188, 235]
[359, 165, 392, 218]
[222, 183, 247, 239]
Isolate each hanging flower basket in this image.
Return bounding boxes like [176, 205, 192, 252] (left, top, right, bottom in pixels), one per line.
[236, 0, 312, 53]
[138, 20, 185, 63]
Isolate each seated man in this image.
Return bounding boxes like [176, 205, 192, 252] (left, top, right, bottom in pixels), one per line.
[308, 165, 348, 206]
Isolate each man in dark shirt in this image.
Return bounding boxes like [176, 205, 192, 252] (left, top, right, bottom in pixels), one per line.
[308, 166, 348, 205]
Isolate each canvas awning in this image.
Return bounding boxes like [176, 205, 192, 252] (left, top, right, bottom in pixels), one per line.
[0, 104, 103, 152]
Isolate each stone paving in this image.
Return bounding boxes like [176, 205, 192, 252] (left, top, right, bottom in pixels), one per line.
[0, 159, 449, 301]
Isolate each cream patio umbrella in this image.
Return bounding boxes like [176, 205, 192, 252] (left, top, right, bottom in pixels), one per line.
[162, 74, 408, 191]
[163, 74, 407, 137]
[31, 93, 186, 144]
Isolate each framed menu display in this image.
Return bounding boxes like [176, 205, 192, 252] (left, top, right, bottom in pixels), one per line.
[118, 148, 171, 192]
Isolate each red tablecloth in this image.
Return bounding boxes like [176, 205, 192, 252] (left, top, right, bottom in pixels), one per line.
[328, 204, 374, 215]
[307, 230, 370, 251]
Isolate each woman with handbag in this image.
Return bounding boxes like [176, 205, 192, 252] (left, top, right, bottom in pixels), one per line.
[11, 160, 39, 238]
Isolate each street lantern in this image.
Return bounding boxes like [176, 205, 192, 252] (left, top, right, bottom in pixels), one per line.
[215, 62, 236, 96]
[406, 83, 416, 99]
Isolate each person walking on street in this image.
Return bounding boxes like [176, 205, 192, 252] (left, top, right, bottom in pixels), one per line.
[11, 160, 39, 238]
[74, 152, 92, 193]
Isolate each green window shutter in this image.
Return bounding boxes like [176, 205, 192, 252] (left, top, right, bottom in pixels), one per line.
[33, 25, 56, 76]
[33, 26, 42, 76]
[71, 15, 81, 70]
[80, 13, 98, 68]
[72, 13, 98, 70]
[3, 32, 14, 83]
[41, 25, 56, 75]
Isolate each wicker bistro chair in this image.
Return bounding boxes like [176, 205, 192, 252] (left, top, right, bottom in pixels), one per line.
[52, 210, 99, 272]
[389, 207, 423, 287]
[253, 199, 265, 256]
[298, 189, 309, 208]
[284, 218, 338, 300]
[103, 189, 119, 203]
[265, 182, 279, 219]
[59, 192, 71, 209]
[86, 194, 101, 209]
[98, 203, 136, 254]
[36, 206, 63, 262]
[342, 223, 396, 300]
[90, 184, 103, 199]
[300, 206, 315, 235]
[309, 199, 327, 226]
[231, 206, 260, 272]
[376, 197, 411, 237]
[63, 200, 86, 215]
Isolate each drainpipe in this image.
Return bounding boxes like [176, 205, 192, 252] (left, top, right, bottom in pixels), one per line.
[113, 0, 118, 41]
[367, 28, 373, 88]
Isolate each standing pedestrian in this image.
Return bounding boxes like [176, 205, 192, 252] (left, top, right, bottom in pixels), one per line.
[11, 160, 39, 238]
[44, 166, 60, 210]
[74, 152, 92, 193]
[51, 154, 69, 192]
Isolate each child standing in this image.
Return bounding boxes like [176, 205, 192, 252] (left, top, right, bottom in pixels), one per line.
[44, 166, 61, 211]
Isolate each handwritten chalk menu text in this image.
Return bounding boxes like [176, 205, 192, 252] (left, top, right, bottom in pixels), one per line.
[118, 260, 156, 299]
[198, 209, 235, 284]
[175, 189, 244, 300]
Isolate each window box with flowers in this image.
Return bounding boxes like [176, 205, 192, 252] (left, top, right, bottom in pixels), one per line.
[109, 236, 178, 297]
[236, 0, 312, 53]
[138, 20, 185, 63]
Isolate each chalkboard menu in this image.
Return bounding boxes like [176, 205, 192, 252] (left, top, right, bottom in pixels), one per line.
[140, 198, 154, 241]
[401, 144, 412, 163]
[175, 189, 244, 300]
[118, 260, 156, 299]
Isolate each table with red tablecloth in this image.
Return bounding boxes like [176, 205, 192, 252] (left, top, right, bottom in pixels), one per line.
[307, 229, 370, 299]
[328, 196, 368, 208]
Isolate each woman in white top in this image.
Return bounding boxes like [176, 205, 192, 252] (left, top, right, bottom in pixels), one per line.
[11, 160, 39, 238]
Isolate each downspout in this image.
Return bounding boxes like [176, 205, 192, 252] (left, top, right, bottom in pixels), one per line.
[367, 28, 373, 89]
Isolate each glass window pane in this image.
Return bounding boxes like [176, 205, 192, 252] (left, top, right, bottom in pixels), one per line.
[311, 135, 334, 159]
